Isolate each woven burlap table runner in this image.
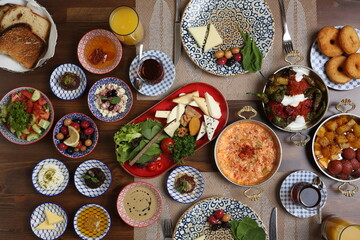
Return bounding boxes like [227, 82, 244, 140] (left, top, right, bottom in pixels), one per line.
[134, 171, 320, 240]
[135, 0, 317, 100]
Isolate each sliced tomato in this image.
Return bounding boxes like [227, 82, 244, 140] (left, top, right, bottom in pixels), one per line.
[32, 102, 42, 110]
[20, 134, 27, 140]
[25, 101, 34, 113]
[20, 90, 33, 99]
[37, 97, 47, 106]
[147, 162, 158, 171]
[11, 93, 20, 103]
[39, 111, 50, 120]
[161, 138, 175, 154]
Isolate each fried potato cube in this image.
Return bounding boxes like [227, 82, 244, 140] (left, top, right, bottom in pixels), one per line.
[324, 131, 335, 142]
[330, 144, 342, 155]
[329, 154, 341, 160]
[339, 142, 351, 149]
[325, 120, 338, 131]
[336, 115, 349, 126]
[350, 139, 360, 148]
[335, 135, 348, 144]
[318, 137, 331, 147]
[317, 126, 327, 138]
[346, 119, 357, 127]
[346, 132, 356, 142]
[336, 124, 352, 135]
[314, 142, 322, 151]
[321, 146, 331, 157]
[353, 123, 360, 137]
[318, 157, 329, 168]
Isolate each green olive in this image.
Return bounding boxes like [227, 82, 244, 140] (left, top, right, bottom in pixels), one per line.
[231, 47, 240, 54]
[56, 132, 64, 140]
[64, 118, 72, 126]
[221, 214, 231, 222]
[214, 50, 225, 59]
[225, 50, 233, 59]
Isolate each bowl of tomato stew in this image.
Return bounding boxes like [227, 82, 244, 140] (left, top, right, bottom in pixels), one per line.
[258, 65, 329, 145]
[214, 106, 282, 200]
[0, 87, 54, 145]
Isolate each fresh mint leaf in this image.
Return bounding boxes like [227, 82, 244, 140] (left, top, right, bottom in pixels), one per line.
[110, 96, 121, 104]
[244, 227, 266, 240]
[239, 30, 263, 73]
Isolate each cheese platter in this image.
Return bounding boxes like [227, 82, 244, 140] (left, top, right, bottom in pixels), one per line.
[114, 82, 229, 178]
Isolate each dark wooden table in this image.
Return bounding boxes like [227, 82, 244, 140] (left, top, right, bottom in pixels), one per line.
[0, 0, 360, 239]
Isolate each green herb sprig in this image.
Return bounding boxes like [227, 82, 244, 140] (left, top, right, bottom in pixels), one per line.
[101, 96, 121, 104]
[230, 217, 266, 240]
[82, 174, 100, 183]
[239, 30, 263, 73]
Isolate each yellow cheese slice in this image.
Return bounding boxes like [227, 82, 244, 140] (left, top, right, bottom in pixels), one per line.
[35, 220, 55, 230]
[172, 90, 199, 105]
[204, 23, 223, 52]
[193, 97, 209, 116]
[188, 26, 208, 48]
[44, 209, 64, 225]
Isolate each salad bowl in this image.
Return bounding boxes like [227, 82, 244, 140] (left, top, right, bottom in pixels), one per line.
[0, 87, 54, 145]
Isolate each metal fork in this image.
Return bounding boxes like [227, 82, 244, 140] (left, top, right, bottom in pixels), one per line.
[164, 219, 173, 240]
[278, 0, 294, 54]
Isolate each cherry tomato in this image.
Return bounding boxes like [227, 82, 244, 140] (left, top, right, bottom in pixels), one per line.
[84, 127, 95, 135]
[71, 122, 80, 130]
[161, 138, 175, 154]
[80, 120, 90, 129]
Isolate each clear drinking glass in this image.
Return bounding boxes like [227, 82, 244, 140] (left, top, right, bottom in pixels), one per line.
[321, 216, 360, 240]
[109, 6, 144, 45]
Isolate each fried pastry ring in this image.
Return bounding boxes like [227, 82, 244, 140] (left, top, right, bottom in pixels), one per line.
[339, 25, 360, 54]
[317, 26, 344, 57]
[345, 53, 360, 79]
[326, 56, 352, 84]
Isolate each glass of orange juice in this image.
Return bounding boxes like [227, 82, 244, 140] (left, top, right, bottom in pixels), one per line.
[322, 216, 360, 240]
[109, 6, 144, 45]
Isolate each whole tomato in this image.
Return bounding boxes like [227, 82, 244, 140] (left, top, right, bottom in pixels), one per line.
[161, 138, 175, 154]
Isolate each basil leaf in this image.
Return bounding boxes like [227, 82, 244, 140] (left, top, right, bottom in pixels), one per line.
[110, 96, 121, 104]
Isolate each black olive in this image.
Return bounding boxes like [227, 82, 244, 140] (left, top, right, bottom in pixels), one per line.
[110, 89, 117, 97]
[210, 224, 222, 231]
[221, 222, 232, 229]
[108, 104, 115, 111]
[226, 58, 235, 67]
[80, 133, 87, 141]
[106, 90, 112, 98]
[66, 147, 74, 154]
[74, 119, 81, 124]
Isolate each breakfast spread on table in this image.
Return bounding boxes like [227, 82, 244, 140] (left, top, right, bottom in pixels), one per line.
[1, 0, 360, 240]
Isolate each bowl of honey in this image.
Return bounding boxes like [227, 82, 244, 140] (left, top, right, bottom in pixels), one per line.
[77, 29, 122, 74]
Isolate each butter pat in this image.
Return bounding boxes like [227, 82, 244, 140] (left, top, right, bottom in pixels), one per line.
[188, 26, 208, 48]
[44, 209, 64, 225]
[204, 23, 223, 52]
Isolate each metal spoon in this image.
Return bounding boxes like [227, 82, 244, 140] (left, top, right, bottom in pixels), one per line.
[134, 44, 144, 90]
[312, 176, 324, 224]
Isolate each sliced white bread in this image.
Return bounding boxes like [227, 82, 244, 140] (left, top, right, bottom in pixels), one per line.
[0, 5, 50, 42]
[0, 4, 13, 26]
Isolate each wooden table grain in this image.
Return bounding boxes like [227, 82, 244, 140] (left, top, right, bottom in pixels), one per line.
[0, 0, 360, 239]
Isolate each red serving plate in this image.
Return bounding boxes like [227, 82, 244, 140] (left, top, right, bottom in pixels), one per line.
[118, 82, 229, 178]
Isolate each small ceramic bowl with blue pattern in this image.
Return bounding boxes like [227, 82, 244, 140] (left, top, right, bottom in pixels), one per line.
[32, 158, 69, 196]
[167, 165, 205, 204]
[129, 50, 175, 96]
[74, 203, 111, 240]
[50, 63, 87, 100]
[30, 202, 68, 240]
[53, 113, 99, 159]
[74, 159, 112, 197]
[87, 77, 133, 122]
[0, 87, 54, 145]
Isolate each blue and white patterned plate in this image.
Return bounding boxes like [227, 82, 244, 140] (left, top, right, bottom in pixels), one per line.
[129, 50, 175, 96]
[280, 170, 327, 218]
[74, 159, 112, 197]
[0, 87, 54, 145]
[310, 26, 360, 90]
[173, 196, 267, 240]
[30, 202, 67, 240]
[181, 0, 275, 76]
[50, 63, 87, 100]
[32, 158, 69, 196]
[53, 113, 99, 159]
[167, 165, 204, 204]
[74, 203, 111, 240]
[88, 77, 133, 122]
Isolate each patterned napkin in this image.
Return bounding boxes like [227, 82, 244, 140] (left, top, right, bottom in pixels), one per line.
[134, 171, 321, 240]
[135, 0, 318, 100]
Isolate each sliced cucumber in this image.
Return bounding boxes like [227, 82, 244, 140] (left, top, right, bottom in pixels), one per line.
[26, 133, 39, 141]
[21, 128, 30, 134]
[31, 90, 41, 102]
[30, 114, 36, 125]
[16, 131, 22, 138]
[32, 124, 42, 134]
[38, 119, 50, 129]
[10, 126, 16, 133]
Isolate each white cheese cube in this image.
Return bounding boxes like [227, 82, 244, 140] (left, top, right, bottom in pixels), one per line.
[155, 110, 170, 118]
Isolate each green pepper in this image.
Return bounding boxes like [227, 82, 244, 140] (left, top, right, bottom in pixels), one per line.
[247, 92, 269, 103]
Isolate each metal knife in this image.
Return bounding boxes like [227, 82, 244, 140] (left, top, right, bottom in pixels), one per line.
[173, 0, 181, 65]
[270, 207, 278, 240]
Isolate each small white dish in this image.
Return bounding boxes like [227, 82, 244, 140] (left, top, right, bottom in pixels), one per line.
[129, 50, 175, 96]
[32, 158, 69, 196]
[73, 203, 111, 240]
[279, 170, 327, 218]
[74, 159, 112, 197]
[30, 202, 67, 240]
[166, 165, 204, 204]
[50, 63, 87, 100]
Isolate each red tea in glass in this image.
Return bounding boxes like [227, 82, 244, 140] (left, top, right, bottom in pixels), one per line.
[290, 182, 321, 208]
[138, 56, 164, 85]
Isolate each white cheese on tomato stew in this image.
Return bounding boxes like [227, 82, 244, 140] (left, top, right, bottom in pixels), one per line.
[285, 115, 306, 130]
[281, 94, 307, 107]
